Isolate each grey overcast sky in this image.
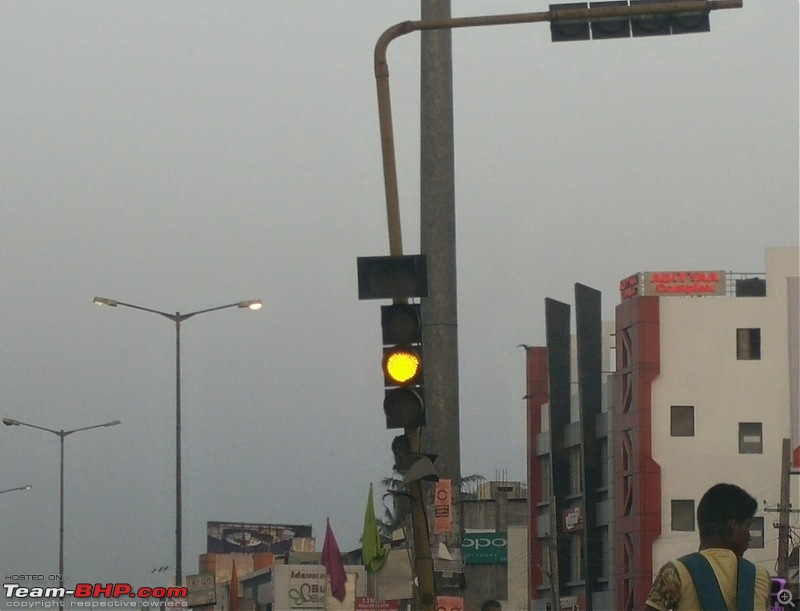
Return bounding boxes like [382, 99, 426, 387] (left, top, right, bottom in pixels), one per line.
[0, 0, 797, 601]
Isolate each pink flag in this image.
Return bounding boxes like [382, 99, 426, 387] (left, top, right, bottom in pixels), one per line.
[321, 518, 347, 602]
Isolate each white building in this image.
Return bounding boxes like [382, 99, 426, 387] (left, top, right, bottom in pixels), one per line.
[614, 246, 799, 610]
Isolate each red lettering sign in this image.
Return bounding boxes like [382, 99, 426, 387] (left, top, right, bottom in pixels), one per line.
[624, 271, 727, 298]
[619, 274, 641, 301]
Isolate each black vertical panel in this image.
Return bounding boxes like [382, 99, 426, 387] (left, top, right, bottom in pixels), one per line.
[545, 297, 571, 593]
[575, 283, 603, 609]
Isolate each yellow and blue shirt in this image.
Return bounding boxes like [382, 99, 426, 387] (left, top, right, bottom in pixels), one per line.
[645, 548, 771, 611]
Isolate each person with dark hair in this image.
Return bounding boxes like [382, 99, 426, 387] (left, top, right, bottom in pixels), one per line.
[645, 483, 771, 610]
[480, 600, 502, 611]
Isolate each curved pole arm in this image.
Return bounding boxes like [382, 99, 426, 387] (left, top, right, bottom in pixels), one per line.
[61, 420, 121, 438]
[93, 297, 176, 321]
[373, 0, 741, 257]
[0, 484, 32, 495]
[174, 302, 244, 322]
[3, 418, 60, 436]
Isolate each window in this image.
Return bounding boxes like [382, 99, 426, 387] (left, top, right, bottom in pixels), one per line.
[599, 527, 609, 578]
[671, 499, 695, 531]
[749, 517, 765, 549]
[569, 446, 582, 495]
[569, 533, 583, 582]
[621, 327, 632, 368]
[541, 456, 552, 500]
[598, 438, 609, 487]
[670, 405, 695, 437]
[541, 546, 551, 586]
[739, 422, 763, 454]
[737, 328, 761, 360]
[622, 372, 633, 413]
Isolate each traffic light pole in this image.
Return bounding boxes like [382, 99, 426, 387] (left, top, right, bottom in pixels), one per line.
[420, 0, 468, 603]
[778, 438, 791, 577]
[407, 428, 437, 610]
[373, 2, 742, 607]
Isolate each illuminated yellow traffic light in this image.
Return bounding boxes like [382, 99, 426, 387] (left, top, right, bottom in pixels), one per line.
[383, 348, 421, 385]
[381, 303, 424, 429]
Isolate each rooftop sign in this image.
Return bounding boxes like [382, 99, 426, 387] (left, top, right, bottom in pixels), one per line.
[620, 271, 726, 301]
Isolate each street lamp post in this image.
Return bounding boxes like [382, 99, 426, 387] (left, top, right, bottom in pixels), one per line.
[92, 297, 262, 586]
[2, 418, 120, 607]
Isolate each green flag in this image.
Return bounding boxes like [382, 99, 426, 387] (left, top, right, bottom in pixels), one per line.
[362, 483, 388, 573]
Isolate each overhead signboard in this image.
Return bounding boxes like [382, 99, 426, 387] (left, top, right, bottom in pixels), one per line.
[620, 270, 726, 301]
[206, 521, 313, 555]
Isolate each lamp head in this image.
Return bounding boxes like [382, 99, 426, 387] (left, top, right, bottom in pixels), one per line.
[3, 418, 20, 427]
[93, 297, 118, 307]
[105, 420, 121, 427]
[238, 299, 262, 311]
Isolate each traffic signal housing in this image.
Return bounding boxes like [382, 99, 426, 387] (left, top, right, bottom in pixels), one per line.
[550, 1, 713, 42]
[381, 303, 425, 429]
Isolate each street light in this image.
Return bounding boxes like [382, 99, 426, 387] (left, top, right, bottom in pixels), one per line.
[2, 417, 120, 606]
[0, 484, 32, 495]
[92, 296, 261, 585]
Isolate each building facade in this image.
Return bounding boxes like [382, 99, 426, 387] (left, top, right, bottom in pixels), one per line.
[526, 247, 799, 611]
[526, 287, 616, 611]
[615, 247, 799, 610]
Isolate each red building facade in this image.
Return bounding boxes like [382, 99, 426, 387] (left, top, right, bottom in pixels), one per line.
[613, 295, 661, 611]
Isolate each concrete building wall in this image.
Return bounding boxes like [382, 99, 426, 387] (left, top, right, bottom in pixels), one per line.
[462, 494, 528, 610]
[507, 525, 529, 610]
[650, 247, 800, 574]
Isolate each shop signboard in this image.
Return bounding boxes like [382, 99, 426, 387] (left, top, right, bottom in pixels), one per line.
[462, 532, 507, 564]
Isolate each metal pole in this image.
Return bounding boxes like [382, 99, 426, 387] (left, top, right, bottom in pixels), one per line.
[175, 316, 183, 587]
[93, 298, 261, 587]
[59, 433, 65, 609]
[778, 438, 791, 577]
[407, 428, 436, 610]
[549, 496, 560, 611]
[420, 0, 463, 602]
[2, 418, 119, 608]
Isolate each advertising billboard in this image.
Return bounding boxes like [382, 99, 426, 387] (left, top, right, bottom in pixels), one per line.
[207, 521, 313, 555]
[462, 532, 507, 564]
[620, 270, 727, 301]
